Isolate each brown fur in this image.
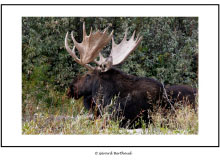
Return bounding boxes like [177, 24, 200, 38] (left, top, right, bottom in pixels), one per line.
[67, 67, 163, 128]
[164, 85, 197, 111]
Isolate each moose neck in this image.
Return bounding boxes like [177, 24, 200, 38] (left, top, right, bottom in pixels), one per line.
[99, 68, 137, 93]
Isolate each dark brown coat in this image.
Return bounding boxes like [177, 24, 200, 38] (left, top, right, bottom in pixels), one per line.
[67, 67, 163, 128]
[164, 85, 197, 110]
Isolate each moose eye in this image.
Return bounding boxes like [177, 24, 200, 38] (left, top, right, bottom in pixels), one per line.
[102, 64, 106, 69]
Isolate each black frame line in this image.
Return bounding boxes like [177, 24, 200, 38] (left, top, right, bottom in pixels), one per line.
[1, 4, 219, 148]
[0, 4, 219, 6]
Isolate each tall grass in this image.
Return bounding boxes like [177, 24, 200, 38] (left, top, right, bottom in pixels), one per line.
[22, 81, 198, 135]
[148, 102, 198, 134]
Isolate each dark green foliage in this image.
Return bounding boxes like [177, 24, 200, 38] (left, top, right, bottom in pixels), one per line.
[22, 17, 198, 92]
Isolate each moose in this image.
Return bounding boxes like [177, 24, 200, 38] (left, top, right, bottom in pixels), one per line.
[65, 23, 197, 128]
[164, 85, 197, 111]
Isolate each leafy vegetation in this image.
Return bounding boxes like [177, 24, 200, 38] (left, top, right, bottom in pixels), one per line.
[22, 17, 198, 134]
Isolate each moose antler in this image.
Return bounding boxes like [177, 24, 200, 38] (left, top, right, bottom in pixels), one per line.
[65, 22, 113, 70]
[65, 23, 142, 72]
[110, 29, 143, 65]
[93, 29, 142, 72]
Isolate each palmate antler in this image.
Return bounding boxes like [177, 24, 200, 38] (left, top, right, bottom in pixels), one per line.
[95, 29, 142, 72]
[65, 23, 142, 72]
[65, 22, 113, 70]
[110, 29, 142, 65]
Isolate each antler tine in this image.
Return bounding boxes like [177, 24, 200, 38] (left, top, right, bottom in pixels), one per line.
[89, 27, 92, 36]
[70, 31, 78, 48]
[135, 33, 140, 42]
[103, 26, 109, 34]
[82, 22, 87, 39]
[65, 32, 94, 70]
[109, 30, 114, 40]
[65, 32, 79, 63]
[135, 32, 143, 45]
[110, 29, 142, 65]
[136, 35, 143, 44]
[131, 30, 136, 40]
[124, 28, 128, 40]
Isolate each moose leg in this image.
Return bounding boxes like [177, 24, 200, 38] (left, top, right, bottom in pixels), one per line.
[83, 95, 94, 110]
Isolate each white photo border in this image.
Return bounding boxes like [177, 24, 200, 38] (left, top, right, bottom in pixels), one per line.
[1, 4, 219, 147]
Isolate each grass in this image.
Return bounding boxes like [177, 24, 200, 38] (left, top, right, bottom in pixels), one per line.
[22, 91, 131, 134]
[148, 104, 198, 134]
[22, 82, 198, 135]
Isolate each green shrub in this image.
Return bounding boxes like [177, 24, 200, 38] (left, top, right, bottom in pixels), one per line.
[22, 17, 198, 90]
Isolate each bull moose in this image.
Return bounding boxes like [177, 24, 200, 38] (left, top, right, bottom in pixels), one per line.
[64, 23, 196, 128]
[65, 23, 164, 128]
